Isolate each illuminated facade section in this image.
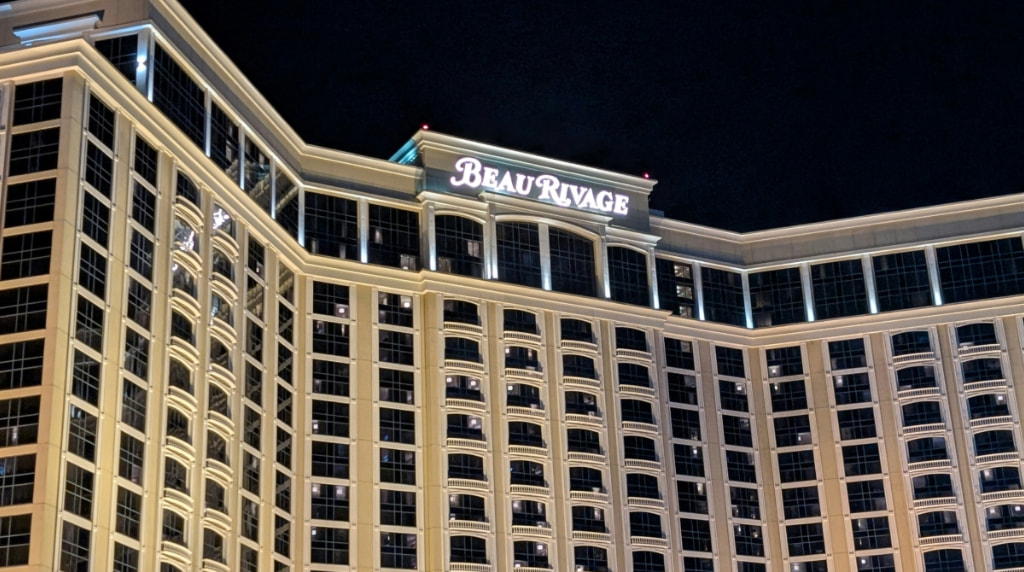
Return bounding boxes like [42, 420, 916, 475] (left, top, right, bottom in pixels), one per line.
[2, 1, 1024, 572]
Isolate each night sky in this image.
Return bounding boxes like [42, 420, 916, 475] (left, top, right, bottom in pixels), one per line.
[178, 1, 1024, 232]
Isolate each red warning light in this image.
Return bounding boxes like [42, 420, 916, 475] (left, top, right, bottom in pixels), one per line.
[421, 124, 430, 130]
[642, 172, 650, 179]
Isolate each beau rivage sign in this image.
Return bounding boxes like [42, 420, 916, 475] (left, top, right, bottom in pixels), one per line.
[448, 156, 631, 216]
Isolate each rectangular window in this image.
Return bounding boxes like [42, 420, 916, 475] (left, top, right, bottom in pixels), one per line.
[95, 35, 138, 80]
[938, 238, 1024, 303]
[82, 192, 110, 248]
[310, 527, 348, 565]
[0, 341, 45, 391]
[87, 95, 116, 148]
[311, 400, 349, 438]
[131, 183, 156, 232]
[85, 142, 113, 196]
[715, 346, 745, 378]
[749, 267, 805, 326]
[380, 369, 414, 405]
[655, 258, 696, 317]
[664, 337, 695, 369]
[380, 489, 417, 526]
[75, 295, 103, 350]
[305, 193, 359, 260]
[778, 450, 817, 483]
[702, 267, 746, 326]
[76, 242, 105, 298]
[67, 405, 97, 461]
[0, 455, 34, 506]
[129, 231, 153, 280]
[380, 409, 415, 444]
[121, 380, 147, 432]
[151, 44, 205, 147]
[495, 221, 541, 288]
[13, 78, 62, 126]
[1, 231, 52, 280]
[60, 521, 90, 571]
[115, 486, 141, 538]
[607, 246, 649, 306]
[873, 250, 932, 311]
[71, 350, 100, 406]
[118, 433, 144, 484]
[4, 179, 56, 228]
[0, 515, 31, 566]
[811, 259, 868, 319]
[8, 128, 60, 175]
[0, 285, 48, 335]
[63, 462, 93, 518]
[379, 331, 414, 365]
[0, 396, 40, 447]
[549, 227, 596, 296]
[367, 204, 420, 269]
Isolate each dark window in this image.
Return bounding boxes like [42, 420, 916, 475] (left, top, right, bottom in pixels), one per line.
[561, 318, 593, 342]
[913, 474, 955, 499]
[506, 346, 540, 371]
[0, 455, 34, 507]
[844, 443, 883, 475]
[378, 291, 414, 327]
[975, 430, 1016, 456]
[608, 246, 649, 306]
[664, 337, 695, 369]
[730, 486, 760, 519]
[380, 532, 417, 569]
[115, 487, 141, 538]
[379, 331, 414, 365]
[571, 505, 606, 532]
[312, 400, 349, 438]
[242, 139, 271, 209]
[774, 415, 812, 447]
[0, 341, 45, 391]
[749, 267, 804, 326]
[770, 380, 807, 412]
[679, 518, 712, 552]
[848, 480, 887, 512]
[956, 322, 998, 347]
[778, 450, 817, 483]
[70, 350, 100, 406]
[311, 442, 349, 479]
[722, 415, 752, 447]
[655, 258, 696, 317]
[670, 408, 701, 440]
[735, 523, 765, 556]
[702, 266, 746, 326]
[766, 345, 803, 377]
[920, 511, 960, 537]
[563, 355, 597, 379]
[674, 443, 705, 477]
[84, 142, 113, 196]
[618, 363, 650, 387]
[310, 527, 348, 565]
[95, 34, 138, 81]
[812, 259, 868, 319]
[0, 514, 31, 566]
[133, 136, 158, 187]
[715, 346, 745, 377]
[510, 460, 545, 486]
[496, 221, 541, 287]
[574, 546, 608, 572]
[449, 493, 486, 521]
[923, 549, 965, 572]
[569, 466, 604, 491]
[380, 489, 417, 526]
[962, 358, 1003, 383]
[938, 238, 1024, 303]
[4, 179, 56, 228]
[311, 360, 348, 397]
[835, 372, 873, 404]
[132, 183, 156, 232]
[448, 454, 485, 480]
[435, 215, 483, 277]
[892, 330, 931, 355]
[782, 486, 820, 519]
[719, 380, 749, 412]
[852, 517, 891, 550]
[903, 401, 944, 427]
[367, 204, 420, 269]
[162, 510, 186, 545]
[907, 438, 947, 463]
[313, 321, 348, 357]
[837, 408, 877, 440]
[829, 338, 867, 370]
[60, 521, 90, 571]
[8, 128, 60, 176]
[152, 44, 205, 146]
[567, 429, 601, 454]
[129, 231, 153, 280]
[873, 250, 932, 311]
[380, 409, 415, 444]
[896, 366, 937, 391]
[507, 383, 541, 409]
[629, 511, 663, 538]
[380, 369, 415, 404]
[667, 373, 699, 405]
[627, 473, 660, 499]
[121, 380, 146, 432]
[1, 231, 52, 280]
[509, 421, 543, 447]
[380, 448, 416, 485]
[504, 309, 538, 334]
[549, 227, 595, 296]
[994, 543, 1024, 569]
[633, 550, 666, 572]
[13, 78, 62, 125]
[311, 482, 349, 521]
[305, 192, 359, 260]
[980, 466, 1021, 493]
[443, 299, 478, 325]
[787, 522, 826, 556]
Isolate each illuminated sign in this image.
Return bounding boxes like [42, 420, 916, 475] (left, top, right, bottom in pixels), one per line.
[449, 157, 630, 216]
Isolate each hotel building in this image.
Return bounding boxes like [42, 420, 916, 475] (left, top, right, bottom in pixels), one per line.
[1, 1, 1024, 571]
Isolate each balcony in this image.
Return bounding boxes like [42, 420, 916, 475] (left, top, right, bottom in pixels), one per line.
[971, 415, 1013, 429]
[510, 484, 550, 497]
[504, 331, 542, 345]
[627, 496, 665, 509]
[620, 384, 656, 398]
[913, 496, 957, 509]
[445, 359, 486, 374]
[897, 386, 941, 400]
[444, 321, 484, 336]
[908, 459, 953, 471]
[981, 489, 1024, 503]
[568, 452, 606, 464]
[561, 339, 597, 353]
[920, 533, 964, 546]
[572, 530, 612, 543]
[964, 379, 1008, 393]
[630, 535, 668, 548]
[989, 528, 1024, 541]
[447, 437, 488, 451]
[511, 524, 552, 538]
[959, 343, 1001, 356]
[616, 348, 652, 362]
[569, 490, 609, 503]
[506, 367, 544, 382]
[624, 458, 661, 471]
[564, 376, 601, 390]
[892, 351, 935, 364]
[508, 444, 547, 458]
[904, 422, 946, 435]
[449, 564, 492, 572]
[976, 452, 1021, 465]
[448, 397, 487, 413]
[508, 405, 545, 420]
[565, 412, 603, 426]
[449, 519, 491, 533]
[622, 421, 658, 435]
[448, 478, 489, 492]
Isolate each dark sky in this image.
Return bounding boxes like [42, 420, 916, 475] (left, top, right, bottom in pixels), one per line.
[179, 1, 1024, 232]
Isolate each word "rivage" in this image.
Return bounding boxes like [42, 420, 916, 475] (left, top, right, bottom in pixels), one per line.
[449, 157, 630, 216]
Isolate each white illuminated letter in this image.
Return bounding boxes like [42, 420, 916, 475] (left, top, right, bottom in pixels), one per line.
[595, 190, 614, 212]
[450, 157, 483, 187]
[482, 167, 500, 189]
[496, 171, 517, 193]
[536, 174, 560, 201]
[613, 194, 630, 215]
[514, 174, 536, 195]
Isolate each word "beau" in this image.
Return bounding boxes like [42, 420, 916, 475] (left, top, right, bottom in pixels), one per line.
[449, 157, 630, 216]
